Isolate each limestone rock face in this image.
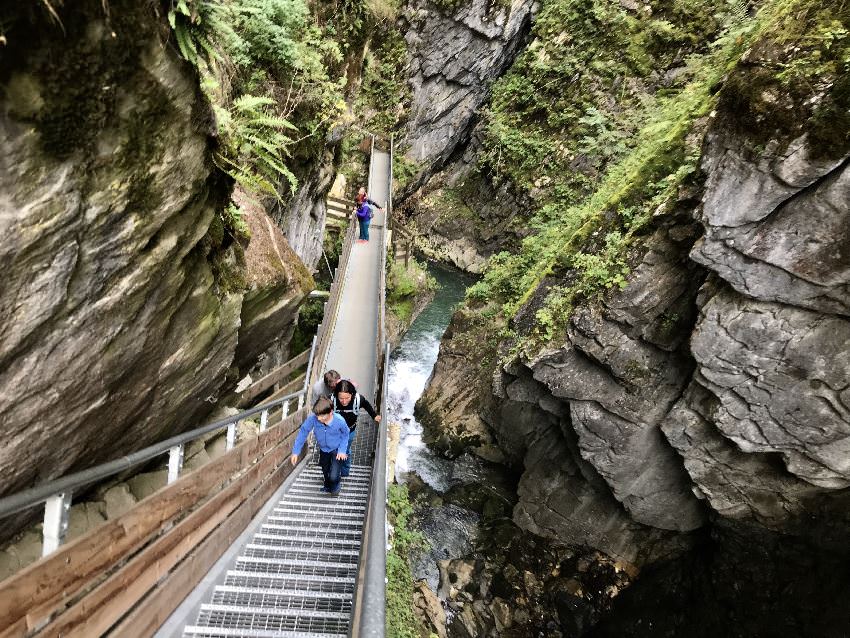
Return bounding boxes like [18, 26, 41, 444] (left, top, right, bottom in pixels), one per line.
[526, 220, 708, 534]
[272, 142, 340, 271]
[415, 309, 500, 459]
[0, 2, 311, 514]
[661, 382, 822, 529]
[404, 136, 530, 274]
[400, 0, 536, 184]
[690, 287, 850, 488]
[417, 89, 850, 562]
[234, 191, 314, 376]
[692, 133, 850, 315]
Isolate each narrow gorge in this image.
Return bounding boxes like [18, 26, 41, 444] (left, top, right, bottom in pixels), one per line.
[1, 0, 848, 636]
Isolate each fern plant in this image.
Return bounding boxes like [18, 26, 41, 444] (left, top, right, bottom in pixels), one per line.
[214, 94, 299, 198]
[168, 0, 245, 66]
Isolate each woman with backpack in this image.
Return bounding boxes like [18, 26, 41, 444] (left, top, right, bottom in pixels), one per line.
[354, 200, 373, 243]
[353, 186, 383, 243]
[332, 379, 381, 477]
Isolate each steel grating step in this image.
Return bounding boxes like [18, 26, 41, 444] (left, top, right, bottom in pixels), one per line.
[270, 510, 364, 523]
[274, 503, 366, 514]
[294, 480, 371, 489]
[300, 472, 371, 483]
[199, 603, 349, 620]
[259, 522, 362, 536]
[223, 570, 355, 594]
[234, 557, 356, 579]
[281, 495, 368, 507]
[209, 586, 352, 614]
[293, 482, 371, 491]
[301, 465, 371, 474]
[258, 528, 362, 543]
[252, 534, 361, 551]
[242, 544, 360, 564]
[193, 604, 348, 634]
[266, 515, 363, 529]
[184, 628, 343, 638]
[288, 487, 370, 496]
[279, 498, 367, 510]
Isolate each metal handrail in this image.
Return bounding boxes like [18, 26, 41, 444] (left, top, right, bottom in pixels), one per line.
[356, 344, 390, 638]
[311, 216, 358, 391]
[0, 388, 306, 521]
[388, 134, 394, 231]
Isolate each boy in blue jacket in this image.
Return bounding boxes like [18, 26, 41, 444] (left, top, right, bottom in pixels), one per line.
[290, 396, 350, 495]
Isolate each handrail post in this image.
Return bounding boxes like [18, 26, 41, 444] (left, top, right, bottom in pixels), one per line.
[304, 335, 317, 401]
[226, 421, 237, 451]
[259, 409, 269, 433]
[167, 444, 185, 484]
[388, 133, 394, 231]
[42, 492, 71, 556]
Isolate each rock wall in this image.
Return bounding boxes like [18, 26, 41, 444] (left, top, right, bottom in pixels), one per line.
[398, 0, 536, 194]
[0, 2, 313, 523]
[417, 61, 850, 575]
[400, 134, 530, 273]
[271, 137, 342, 271]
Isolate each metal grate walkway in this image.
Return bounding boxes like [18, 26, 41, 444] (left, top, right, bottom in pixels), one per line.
[181, 465, 372, 638]
[165, 147, 392, 638]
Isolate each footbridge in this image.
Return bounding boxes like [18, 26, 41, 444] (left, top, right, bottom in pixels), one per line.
[0, 137, 395, 638]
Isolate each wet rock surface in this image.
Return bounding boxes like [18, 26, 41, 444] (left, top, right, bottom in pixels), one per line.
[0, 1, 313, 538]
[399, 135, 531, 274]
[413, 49, 850, 633]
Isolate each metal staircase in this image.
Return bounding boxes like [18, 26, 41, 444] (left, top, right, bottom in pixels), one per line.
[0, 138, 392, 638]
[182, 470, 372, 638]
[181, 452, 376, 638]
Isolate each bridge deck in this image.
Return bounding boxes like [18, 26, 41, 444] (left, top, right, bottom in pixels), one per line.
[157, 148, 391, 638]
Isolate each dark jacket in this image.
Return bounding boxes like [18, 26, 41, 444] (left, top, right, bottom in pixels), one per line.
[332, 391, 377, 431]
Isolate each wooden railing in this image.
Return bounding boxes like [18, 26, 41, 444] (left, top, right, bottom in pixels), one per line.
[327, 195, 353, 221]
[0, 143, 379, 638]
[0, 402, 309, 637]
[308, 215, 358, 393]
[236, 347, 311, 407]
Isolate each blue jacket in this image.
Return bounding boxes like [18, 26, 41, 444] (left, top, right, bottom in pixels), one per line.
[292, 413, 349, 455]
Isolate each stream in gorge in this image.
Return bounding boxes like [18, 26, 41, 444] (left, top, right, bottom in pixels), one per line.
[382, 262, 850, 638]
[386, 261, 484, 591]
[384, 262, 629, 637]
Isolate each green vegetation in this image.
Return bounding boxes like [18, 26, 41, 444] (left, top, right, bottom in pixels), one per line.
[358, 21, 411, 134]
[391, 152, 423, 194]
[168, 0, 348, 200]
[387, 484, 426, 638]
[467, 0, 848, 351]
[387, 257, 438, 324]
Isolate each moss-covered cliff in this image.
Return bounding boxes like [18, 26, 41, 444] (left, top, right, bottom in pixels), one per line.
[0, 0, 342, 534]
[408, 0, 850, 633]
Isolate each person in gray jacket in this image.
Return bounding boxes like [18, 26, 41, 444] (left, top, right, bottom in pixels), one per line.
[312, 369, 341, 401]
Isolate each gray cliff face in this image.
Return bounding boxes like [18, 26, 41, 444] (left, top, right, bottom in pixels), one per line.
[399, 0, 536, 190]
[692, 132, 850, 315]
[401, 134, 530, 273]
[0, 2, 312, 511]
[418, 117, 850, 567]
[506, 214, 710, 561]
[272, 142, 341, 271]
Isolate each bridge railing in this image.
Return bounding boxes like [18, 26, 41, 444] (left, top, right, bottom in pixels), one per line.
[309, 201, 359, 393]
[0, 387, 309, 557]
[0, 389, 312, 636]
